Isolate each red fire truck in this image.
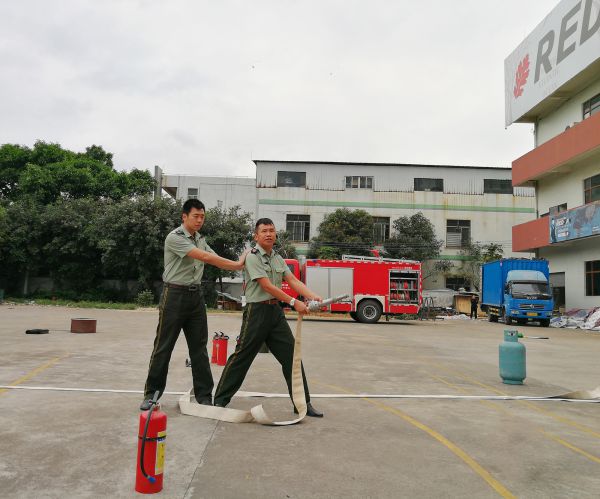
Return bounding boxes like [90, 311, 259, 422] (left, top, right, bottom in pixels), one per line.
[282, 255, 422, 323]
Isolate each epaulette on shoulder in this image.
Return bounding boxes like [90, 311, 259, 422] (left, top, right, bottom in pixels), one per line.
[251, 248, 259, 254]
[174, 229, 185, 236]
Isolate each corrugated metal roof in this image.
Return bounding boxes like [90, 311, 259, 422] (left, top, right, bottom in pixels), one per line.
[253, 160, 510, 171]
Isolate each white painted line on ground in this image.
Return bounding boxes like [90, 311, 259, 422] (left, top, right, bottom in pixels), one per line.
[1, 385, 598, 402]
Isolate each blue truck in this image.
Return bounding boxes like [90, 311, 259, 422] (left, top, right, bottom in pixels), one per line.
[481, 259, 553, 327]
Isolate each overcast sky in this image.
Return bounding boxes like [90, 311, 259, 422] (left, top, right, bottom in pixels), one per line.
[1, 0, 559, 177]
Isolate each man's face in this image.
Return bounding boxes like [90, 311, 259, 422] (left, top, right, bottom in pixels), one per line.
[182, 207, 205, 234]
[254, 223, 276, 250]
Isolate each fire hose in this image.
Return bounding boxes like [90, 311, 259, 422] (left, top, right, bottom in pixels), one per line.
[178, 294, 349, 425]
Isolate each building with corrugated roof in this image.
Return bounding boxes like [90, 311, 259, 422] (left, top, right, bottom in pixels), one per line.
[159, 161, 535, 290]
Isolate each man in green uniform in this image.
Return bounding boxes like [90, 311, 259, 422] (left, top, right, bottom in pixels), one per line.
[140, 199, 247, 410]
[214, 218, 324, 417]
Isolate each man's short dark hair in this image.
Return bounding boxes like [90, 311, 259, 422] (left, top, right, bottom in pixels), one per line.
[255, 218, 275, 231]
[182, 199, 205, 215]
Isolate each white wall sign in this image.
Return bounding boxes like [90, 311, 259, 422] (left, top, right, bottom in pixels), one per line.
[505, 0, 600, 126]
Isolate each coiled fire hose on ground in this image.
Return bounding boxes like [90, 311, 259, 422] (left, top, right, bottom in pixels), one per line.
[178, 295, 349, 425]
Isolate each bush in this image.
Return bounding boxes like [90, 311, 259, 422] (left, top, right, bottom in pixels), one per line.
[135, 289, 155, 307]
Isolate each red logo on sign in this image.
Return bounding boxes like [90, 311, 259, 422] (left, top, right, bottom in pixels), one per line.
[513, 54, 530, 99]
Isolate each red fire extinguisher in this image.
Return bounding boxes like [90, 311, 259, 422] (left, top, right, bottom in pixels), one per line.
[211, 332, 219, 364]
[135, 391, 167, 494]
[216, 334, 229, 366]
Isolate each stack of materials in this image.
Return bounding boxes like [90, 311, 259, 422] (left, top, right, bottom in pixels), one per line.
[550, 307, 600, 331]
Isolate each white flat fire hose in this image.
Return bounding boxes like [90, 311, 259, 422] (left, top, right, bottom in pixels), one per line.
[179, 294, 350, 425]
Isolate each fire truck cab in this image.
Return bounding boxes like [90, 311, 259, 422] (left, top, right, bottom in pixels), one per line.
[283, 255, 422, 323]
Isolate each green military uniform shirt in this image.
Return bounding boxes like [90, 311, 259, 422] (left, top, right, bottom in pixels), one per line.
[244, 244, 291, 303]
[162, 224, 215, 285]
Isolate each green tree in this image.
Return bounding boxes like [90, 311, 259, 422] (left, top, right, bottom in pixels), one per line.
[308, 208, 373, 259]
[18, 159, 155, 203]
[0, 143, 32, 199]
[94, 197, 181, 291]
[3, 141, 155, 203]
[274, 230, 298, 259]
[83, 145, 113, 167]
[29, 140, 73, 166]
[201, 205, 253, 305]
[458, 241, 505, 291]
[40, 198, 105, 292]
[0, 198, 49, 294]
[384, 212, 443, 261]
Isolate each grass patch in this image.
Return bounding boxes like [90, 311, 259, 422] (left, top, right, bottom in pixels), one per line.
[5, 297, 138, 310]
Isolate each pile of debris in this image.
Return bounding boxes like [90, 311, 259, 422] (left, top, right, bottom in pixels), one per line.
[550, 307, 600, 331]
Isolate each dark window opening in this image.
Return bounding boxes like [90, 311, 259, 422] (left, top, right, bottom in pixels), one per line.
[484, 179, 513, 194]
[446, 276, 470, 291]
[446, 219, 471, 248]
[372, 216, 390, 244]
[286, 214, 310, 242]
[549, 203, 568, 215]
[277, 171, 306, 188]
[584, 173, 600, 204]
[414, 178, 443, 192]
[585, 260, 600, 296]
[583, 92, 600, 120]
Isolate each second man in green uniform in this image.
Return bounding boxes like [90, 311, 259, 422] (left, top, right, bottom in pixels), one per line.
[214, 218, 324, 417]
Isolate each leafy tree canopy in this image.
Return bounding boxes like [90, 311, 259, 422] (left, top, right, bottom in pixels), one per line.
[94, 197, 182, 288]
[384, 212, 442, 261]
[201, 205, 253, 282]
[0, 141, 154, 202]
[308, 208, 374, 259]
[458, 241, 505, 291]
[274, 230, 298, 259]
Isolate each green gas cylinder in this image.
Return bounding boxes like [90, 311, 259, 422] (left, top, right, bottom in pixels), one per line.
[499, 330, 526, 385]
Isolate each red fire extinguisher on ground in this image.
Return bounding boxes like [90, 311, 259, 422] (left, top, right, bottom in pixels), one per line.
[135, 391, 167, 494]
[216, 334, 229, 366]
[211, 332, 219, 364]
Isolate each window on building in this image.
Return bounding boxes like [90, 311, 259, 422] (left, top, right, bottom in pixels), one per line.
[484, 179, 513, 194]
[583, 92, 600, 120]
[584, 173, 600, 204]
[277, 171, 306, 188]
[550, 272, 565, 311]
[446, 219, 471, 247]
[187, 187, 198, 199]
[446, 276, 470, 291]
[217, 200, 223, 209]
[549, 203, 567, 215]
[372, 217, 390, 244]
[286, 214, 310, 242]
[345, 176, 373, 189]
[585, 260, 600, 296]
[414, 178, 443, 192]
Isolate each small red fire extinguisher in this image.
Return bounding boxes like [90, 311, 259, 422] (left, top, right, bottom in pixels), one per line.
[216, 334, 229, 366]
[211, 332, 219, 364]
[135, 391, 167, 494]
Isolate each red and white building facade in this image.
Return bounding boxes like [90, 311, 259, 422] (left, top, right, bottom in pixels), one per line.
[506, 0, 600, 310]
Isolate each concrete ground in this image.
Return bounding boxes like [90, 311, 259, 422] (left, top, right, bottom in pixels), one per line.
[0, 304, 599, 499]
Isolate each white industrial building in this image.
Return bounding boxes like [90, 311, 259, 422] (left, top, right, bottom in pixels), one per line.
[159, 161, 535, 290]
[156, 166, 257, 217]
[507, 0, 600, 310]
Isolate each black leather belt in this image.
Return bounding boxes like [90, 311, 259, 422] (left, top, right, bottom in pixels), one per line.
[164, 282, 201, 292]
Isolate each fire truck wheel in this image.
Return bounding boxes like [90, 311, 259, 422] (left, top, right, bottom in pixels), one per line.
[349, 312, 359, 322]
[356, 300, 382, 324]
